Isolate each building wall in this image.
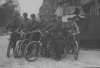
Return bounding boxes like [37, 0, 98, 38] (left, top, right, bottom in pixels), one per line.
[79, 15, 100, 48]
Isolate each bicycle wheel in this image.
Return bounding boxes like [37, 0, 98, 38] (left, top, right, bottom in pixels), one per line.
[20, 39, 30, 57]
[14, 40, 22, 58]
[24, 41, 39, 62]
[73, 40, 79, 60]
[7, 41, 12, 57]
[48, 42, 56, 59]
[7, 43, 10, 57]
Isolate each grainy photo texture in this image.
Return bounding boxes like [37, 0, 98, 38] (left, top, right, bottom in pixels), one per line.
[0, 0, 100, 68]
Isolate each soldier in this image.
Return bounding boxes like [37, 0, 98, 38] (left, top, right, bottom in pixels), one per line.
[44, 14, 58, 33]
[20, 13, 31, 32]
[57, 16, 71, 56]
[46, 15, 66, 61]
[28, 14, 39, 31]
[38, 15, 52, 57]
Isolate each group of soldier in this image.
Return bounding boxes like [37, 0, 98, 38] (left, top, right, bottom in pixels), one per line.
[6, 12, 80, 61]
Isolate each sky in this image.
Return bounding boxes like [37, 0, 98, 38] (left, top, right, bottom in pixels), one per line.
[18, 0, 43, 18]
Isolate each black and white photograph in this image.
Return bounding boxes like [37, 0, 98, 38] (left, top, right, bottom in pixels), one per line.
[0, 0, 100, 68]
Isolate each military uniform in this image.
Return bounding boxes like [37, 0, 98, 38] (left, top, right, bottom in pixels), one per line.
[20, 17, 31, 32]
[28, 20, 39, 31]
[47, 19, 66, 60]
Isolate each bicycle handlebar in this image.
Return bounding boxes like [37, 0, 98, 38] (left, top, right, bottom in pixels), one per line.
[20, 30, 42, 34]
[8, 29, 46, 36]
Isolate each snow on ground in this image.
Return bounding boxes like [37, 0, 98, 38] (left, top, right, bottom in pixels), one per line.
[0, 35, 100, 68]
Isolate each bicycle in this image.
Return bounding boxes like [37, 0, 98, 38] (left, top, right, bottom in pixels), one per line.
[67, 30, 79, 60]
[7, 31, 21, 57]
[73, 33, 80, 60]
[24, 30, 51, 62]
[14, 31, 32, 58]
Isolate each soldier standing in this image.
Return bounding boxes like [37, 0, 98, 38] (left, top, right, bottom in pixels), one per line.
[28, 14, 39, 31]
[20, 13, 31, 32]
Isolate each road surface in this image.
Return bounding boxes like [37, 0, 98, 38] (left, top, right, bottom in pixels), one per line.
[0, 35, 100, 68]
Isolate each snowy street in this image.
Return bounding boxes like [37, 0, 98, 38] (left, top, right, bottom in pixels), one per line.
[0, 35, 100, 68]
